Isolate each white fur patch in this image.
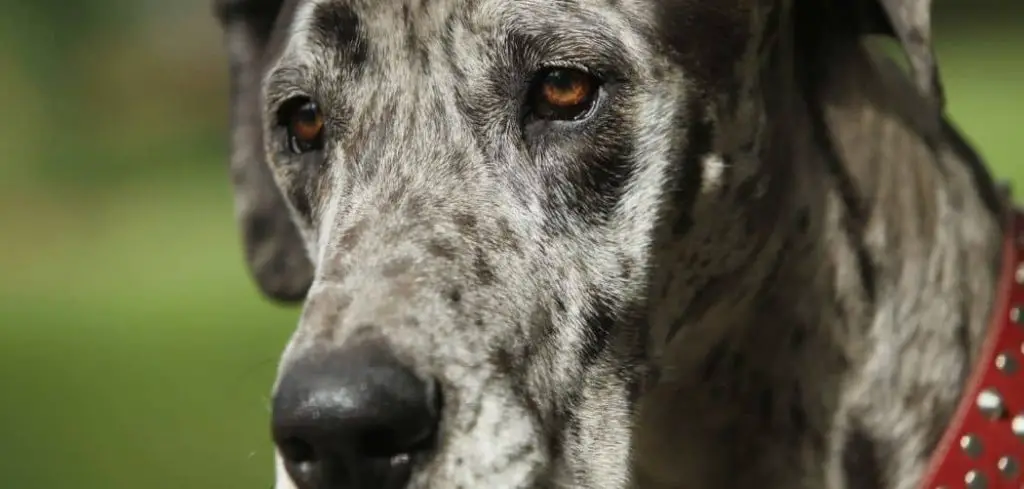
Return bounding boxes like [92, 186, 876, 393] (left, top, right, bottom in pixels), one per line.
[700, 154, 727, 194]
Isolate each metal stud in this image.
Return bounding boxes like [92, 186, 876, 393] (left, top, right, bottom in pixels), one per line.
[1013, 413, 1024, 441]
[996, 352, 1018, 374]
[1012, 305, 1023, 325]
[965, 469, 988, 489]
[960, 434, 983, 457]
[976, 388, 1005, 419]
[997, 456, 1019, 479]
[1016, 262, 1024, 285]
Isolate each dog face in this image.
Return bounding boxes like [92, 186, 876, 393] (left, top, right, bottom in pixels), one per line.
[213, 0, 945, 488]
[261, 2, 705, 487]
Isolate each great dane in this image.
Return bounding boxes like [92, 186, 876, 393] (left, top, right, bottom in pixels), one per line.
[211, 0, 1021, 488]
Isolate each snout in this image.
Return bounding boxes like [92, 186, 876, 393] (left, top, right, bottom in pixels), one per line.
[271, 341, 441, 489]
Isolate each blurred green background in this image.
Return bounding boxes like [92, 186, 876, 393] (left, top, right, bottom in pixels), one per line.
[0, 1, 1019, 488]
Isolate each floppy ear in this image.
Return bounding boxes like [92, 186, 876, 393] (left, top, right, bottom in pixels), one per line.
[862, 0, 945, 111]
[214, 0, 314, 303]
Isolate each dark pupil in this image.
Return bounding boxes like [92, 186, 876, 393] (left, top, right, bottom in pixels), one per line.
[296, 104, 319, 126]
[546, 70, 576, 92]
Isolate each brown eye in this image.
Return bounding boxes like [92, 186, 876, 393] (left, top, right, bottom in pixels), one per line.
[283, 99, 324, 154]
[529, 68, 601, 121]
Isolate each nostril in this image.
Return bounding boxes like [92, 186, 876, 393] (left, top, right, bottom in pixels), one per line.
[356, 378, 443, 459]
[276, 435, 322, 488]
[358, 421, 437, 458]
[279, 436, 317, 465]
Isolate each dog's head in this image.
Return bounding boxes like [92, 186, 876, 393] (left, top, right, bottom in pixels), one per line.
[212, 0, 941, 487]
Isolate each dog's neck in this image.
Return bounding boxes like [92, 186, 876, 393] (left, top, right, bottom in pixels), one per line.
[634, 22, 1009, 489]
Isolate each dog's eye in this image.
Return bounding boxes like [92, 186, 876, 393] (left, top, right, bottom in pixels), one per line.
[280, 98, 325, 154]
[528, 68, 601, 121]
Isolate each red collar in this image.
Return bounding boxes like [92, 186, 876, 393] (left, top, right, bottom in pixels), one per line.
[919, 208, 1024, 489]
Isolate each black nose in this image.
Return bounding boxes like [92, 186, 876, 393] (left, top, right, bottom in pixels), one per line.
[271, 342, 440, 489]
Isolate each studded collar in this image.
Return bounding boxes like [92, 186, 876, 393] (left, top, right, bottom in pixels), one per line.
[918, 207, 1024, 489]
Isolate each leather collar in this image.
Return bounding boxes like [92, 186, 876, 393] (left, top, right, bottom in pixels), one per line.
[919, 207, 1024, 489]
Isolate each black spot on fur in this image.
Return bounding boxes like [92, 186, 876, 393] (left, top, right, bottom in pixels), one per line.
[531, 303, 558, 347]
[553, 296, 566, 313]
[311, 3, 367, 65]
[401, 4, 415, 43]
[321, 259, 348, 281]
[453, 213, 478, 236]
[339, 220, 366, 252]
[473, 248, 496, 285]
[426, 239, 457, 260]
[446, 287, 462, 304]
[579, 298, 616, 369]
[842, 423, 888, 489]
[404, 194, 425, 217]
[439, 7, 459, 54]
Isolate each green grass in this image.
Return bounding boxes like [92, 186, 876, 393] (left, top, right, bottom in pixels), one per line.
[0, 27, 1021, 489]
[938, 29, 1024, 184]
[0, 178, 298, 489]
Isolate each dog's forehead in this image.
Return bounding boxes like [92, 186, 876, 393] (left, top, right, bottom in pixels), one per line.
[293, 0, 648, 32]
[275, 0, 660, 70]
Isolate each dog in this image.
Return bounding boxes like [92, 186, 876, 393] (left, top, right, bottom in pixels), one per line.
[211, 0, 1018, 488]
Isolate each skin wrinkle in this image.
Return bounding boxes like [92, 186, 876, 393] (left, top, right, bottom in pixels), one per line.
[212, 0, 1008, 488]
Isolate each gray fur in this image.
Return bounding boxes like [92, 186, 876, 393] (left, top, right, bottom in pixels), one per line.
[211, 0, 1011, 488]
